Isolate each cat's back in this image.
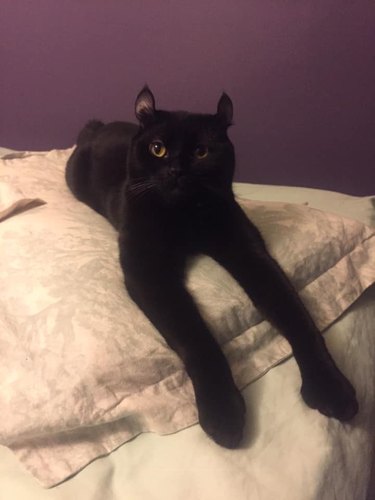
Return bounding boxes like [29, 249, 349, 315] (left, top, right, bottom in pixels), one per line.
[66, 120, 139, 220]
[90, 121, 138, 158]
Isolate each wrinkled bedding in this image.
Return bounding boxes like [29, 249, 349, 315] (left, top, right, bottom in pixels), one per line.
[0, 148, 375, 499]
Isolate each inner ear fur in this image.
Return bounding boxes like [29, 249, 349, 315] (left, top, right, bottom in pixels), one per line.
[135, 85, 156, 124]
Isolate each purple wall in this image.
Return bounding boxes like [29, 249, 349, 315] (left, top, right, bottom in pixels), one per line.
[1, 1, 374, 195]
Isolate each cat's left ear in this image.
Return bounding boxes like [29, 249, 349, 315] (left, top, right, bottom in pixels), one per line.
[135, 85, 156, 125]
[217, 92, 233, 127]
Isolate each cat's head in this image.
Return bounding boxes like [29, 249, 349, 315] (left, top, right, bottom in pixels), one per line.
[127, 86, 235, 204]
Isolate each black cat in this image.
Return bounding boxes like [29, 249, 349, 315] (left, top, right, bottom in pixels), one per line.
[65, 87, 358, 448]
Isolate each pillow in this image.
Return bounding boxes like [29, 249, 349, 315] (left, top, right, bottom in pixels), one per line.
[0, 149, 374, 487]
[233, 182, 375, 227]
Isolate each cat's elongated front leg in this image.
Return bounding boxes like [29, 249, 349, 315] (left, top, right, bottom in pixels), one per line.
[120, 244, 245, 448]
[206, 204, 358, 421]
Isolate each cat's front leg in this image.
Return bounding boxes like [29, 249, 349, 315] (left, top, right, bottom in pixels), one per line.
[205, 203, 358, 422]
[119, 243, 245, 448]
[192, 365, 245, 449]
[300, 356, 358, 421]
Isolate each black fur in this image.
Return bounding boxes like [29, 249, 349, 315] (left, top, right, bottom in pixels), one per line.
[66, 87, 358, 448]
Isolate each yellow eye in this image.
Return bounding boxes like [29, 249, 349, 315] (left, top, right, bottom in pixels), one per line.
[149, 140, 167, 158]
[195, 145, 208, 159]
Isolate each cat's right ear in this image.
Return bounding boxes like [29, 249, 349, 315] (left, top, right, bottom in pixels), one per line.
[135, 85, 156, 125]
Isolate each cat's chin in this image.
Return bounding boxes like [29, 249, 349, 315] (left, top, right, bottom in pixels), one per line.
[161, 187, 189, 205]
[159, 177, 195, 204]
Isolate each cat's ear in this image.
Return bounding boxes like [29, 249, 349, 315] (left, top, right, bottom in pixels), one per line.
[135, 85, 156, 125]
[217, 92, 233, 127]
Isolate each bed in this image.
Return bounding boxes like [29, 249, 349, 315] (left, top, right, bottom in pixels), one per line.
[1, 147, 375, 500]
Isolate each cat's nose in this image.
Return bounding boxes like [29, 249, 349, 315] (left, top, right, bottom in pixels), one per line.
[167, 166, 181, 177]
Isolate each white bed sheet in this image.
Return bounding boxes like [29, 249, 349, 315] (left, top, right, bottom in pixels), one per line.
[0, 150, 374, 500]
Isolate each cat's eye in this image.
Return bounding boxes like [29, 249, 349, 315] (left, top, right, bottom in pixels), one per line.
[195, 145, 208, 159]
[149, 140, 167, 158]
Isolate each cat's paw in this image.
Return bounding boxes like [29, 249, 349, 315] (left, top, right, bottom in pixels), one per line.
[301, 367, 358, 421]
[196, 384, 246, 449]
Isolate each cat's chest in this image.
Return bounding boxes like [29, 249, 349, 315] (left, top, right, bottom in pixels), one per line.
[174, 198, 217, 227]
[125, 195, 231, 254]
[165, 199, 224, 247]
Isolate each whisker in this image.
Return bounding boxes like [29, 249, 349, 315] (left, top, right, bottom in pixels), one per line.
[126, 178, 156, 200]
